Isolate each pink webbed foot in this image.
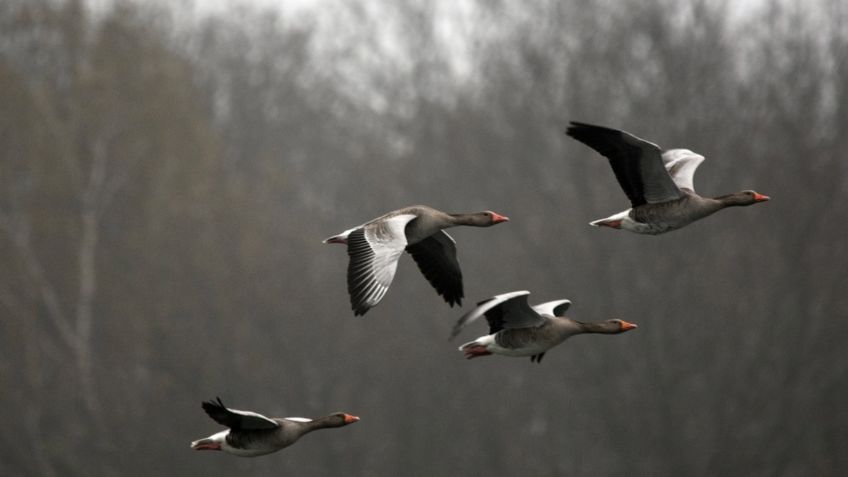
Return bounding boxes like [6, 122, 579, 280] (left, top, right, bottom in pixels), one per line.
[462, 345, 492, 360]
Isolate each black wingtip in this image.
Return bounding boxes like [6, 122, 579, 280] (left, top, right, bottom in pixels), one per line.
[566, 121, 619, 138]
[568, 120, 608, 129]
[565, 122, 591, 138]
[201, 397, 225, 415]
[350, 297, 370, 316]
[565, 120, 585, 133]
[353, 306, 369, 317]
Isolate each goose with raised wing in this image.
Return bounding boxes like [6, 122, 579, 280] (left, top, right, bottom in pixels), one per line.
[324, 205, 509, 316]
[191, 398, 359, 457]
[451, 291, 637, 363]
[565, 121, 769, 235]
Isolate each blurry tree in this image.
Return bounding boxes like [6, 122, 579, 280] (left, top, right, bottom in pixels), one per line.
[1, 0, 847, 476]
[1, 0, 222, 473]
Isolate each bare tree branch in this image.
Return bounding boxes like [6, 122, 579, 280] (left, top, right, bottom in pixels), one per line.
[1, 209, 80, 352]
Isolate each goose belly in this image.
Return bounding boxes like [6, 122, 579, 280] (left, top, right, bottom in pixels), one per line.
[222, 442, 281, 457]
[629, 198, 718, 234]
[491, 329, 559, 357]
[624, 218, 680, 235]
[223, 431, 288, 457]
[488, 342, 550, 357]
[221, 446, 279, 457]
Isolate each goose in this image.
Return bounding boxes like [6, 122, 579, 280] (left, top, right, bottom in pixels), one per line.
[191, 398, 359, 457]
[565, 121, 769, 234]
[324, 205, 509, 316]
[451, 291, 637, 363]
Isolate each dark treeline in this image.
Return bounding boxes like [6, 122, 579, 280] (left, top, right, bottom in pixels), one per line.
[1, 0, 846, 475]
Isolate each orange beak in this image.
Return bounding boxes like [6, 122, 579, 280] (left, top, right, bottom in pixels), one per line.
[343, 414, 360, 424]
[753, 193, 770, 202]
[620, 320, 638, 331]
[491, 212, 509, 223]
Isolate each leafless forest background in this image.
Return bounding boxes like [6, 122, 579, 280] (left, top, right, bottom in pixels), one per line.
[1, 0, 847, 475]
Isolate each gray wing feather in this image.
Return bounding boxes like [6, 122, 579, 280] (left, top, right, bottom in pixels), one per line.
[567, 122, 683, 205]
[450, 291, 544, 340]
[620, 130, 684, 204]
[346, 214, 416, 315]
[497, 294, 545, 330]
[202, 398, 280, 431]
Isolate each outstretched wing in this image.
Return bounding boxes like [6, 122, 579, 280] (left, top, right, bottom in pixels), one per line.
[661, 148, 705, 192]
[406, 231, 463, 307]
[566, 121, 683, 206]
[347, 214, 417, 315]
[201, 397, 279, 431]
[532, 299, 571, 317]
[450, 291, 543, 340]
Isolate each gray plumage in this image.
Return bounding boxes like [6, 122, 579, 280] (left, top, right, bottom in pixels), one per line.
[452, 291, 637, 363]
[191, 398, 359, 457]
[566, 121, 769, 234]
[324, 205, 509, 315]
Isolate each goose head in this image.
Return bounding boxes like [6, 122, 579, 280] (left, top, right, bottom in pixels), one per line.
[451, 211, 510, 226]
[606, 319, 638, 334]
[325, 413, 360, 427]
[721, 190, 770, 206]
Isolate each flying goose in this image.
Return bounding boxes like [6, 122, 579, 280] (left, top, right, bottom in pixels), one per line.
[191, 398, 359, 457]
[324, 205, 509, 315]
[566, 121, 769, 234]
[451, 291, 637, 363]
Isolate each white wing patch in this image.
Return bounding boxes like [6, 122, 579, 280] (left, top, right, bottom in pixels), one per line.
[532, 299, 571, 317]
[283, 417, 313, 423]
[228, 408, 279, 427]
[450, 290, 531, 339]
[662, 149, 705, 192]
